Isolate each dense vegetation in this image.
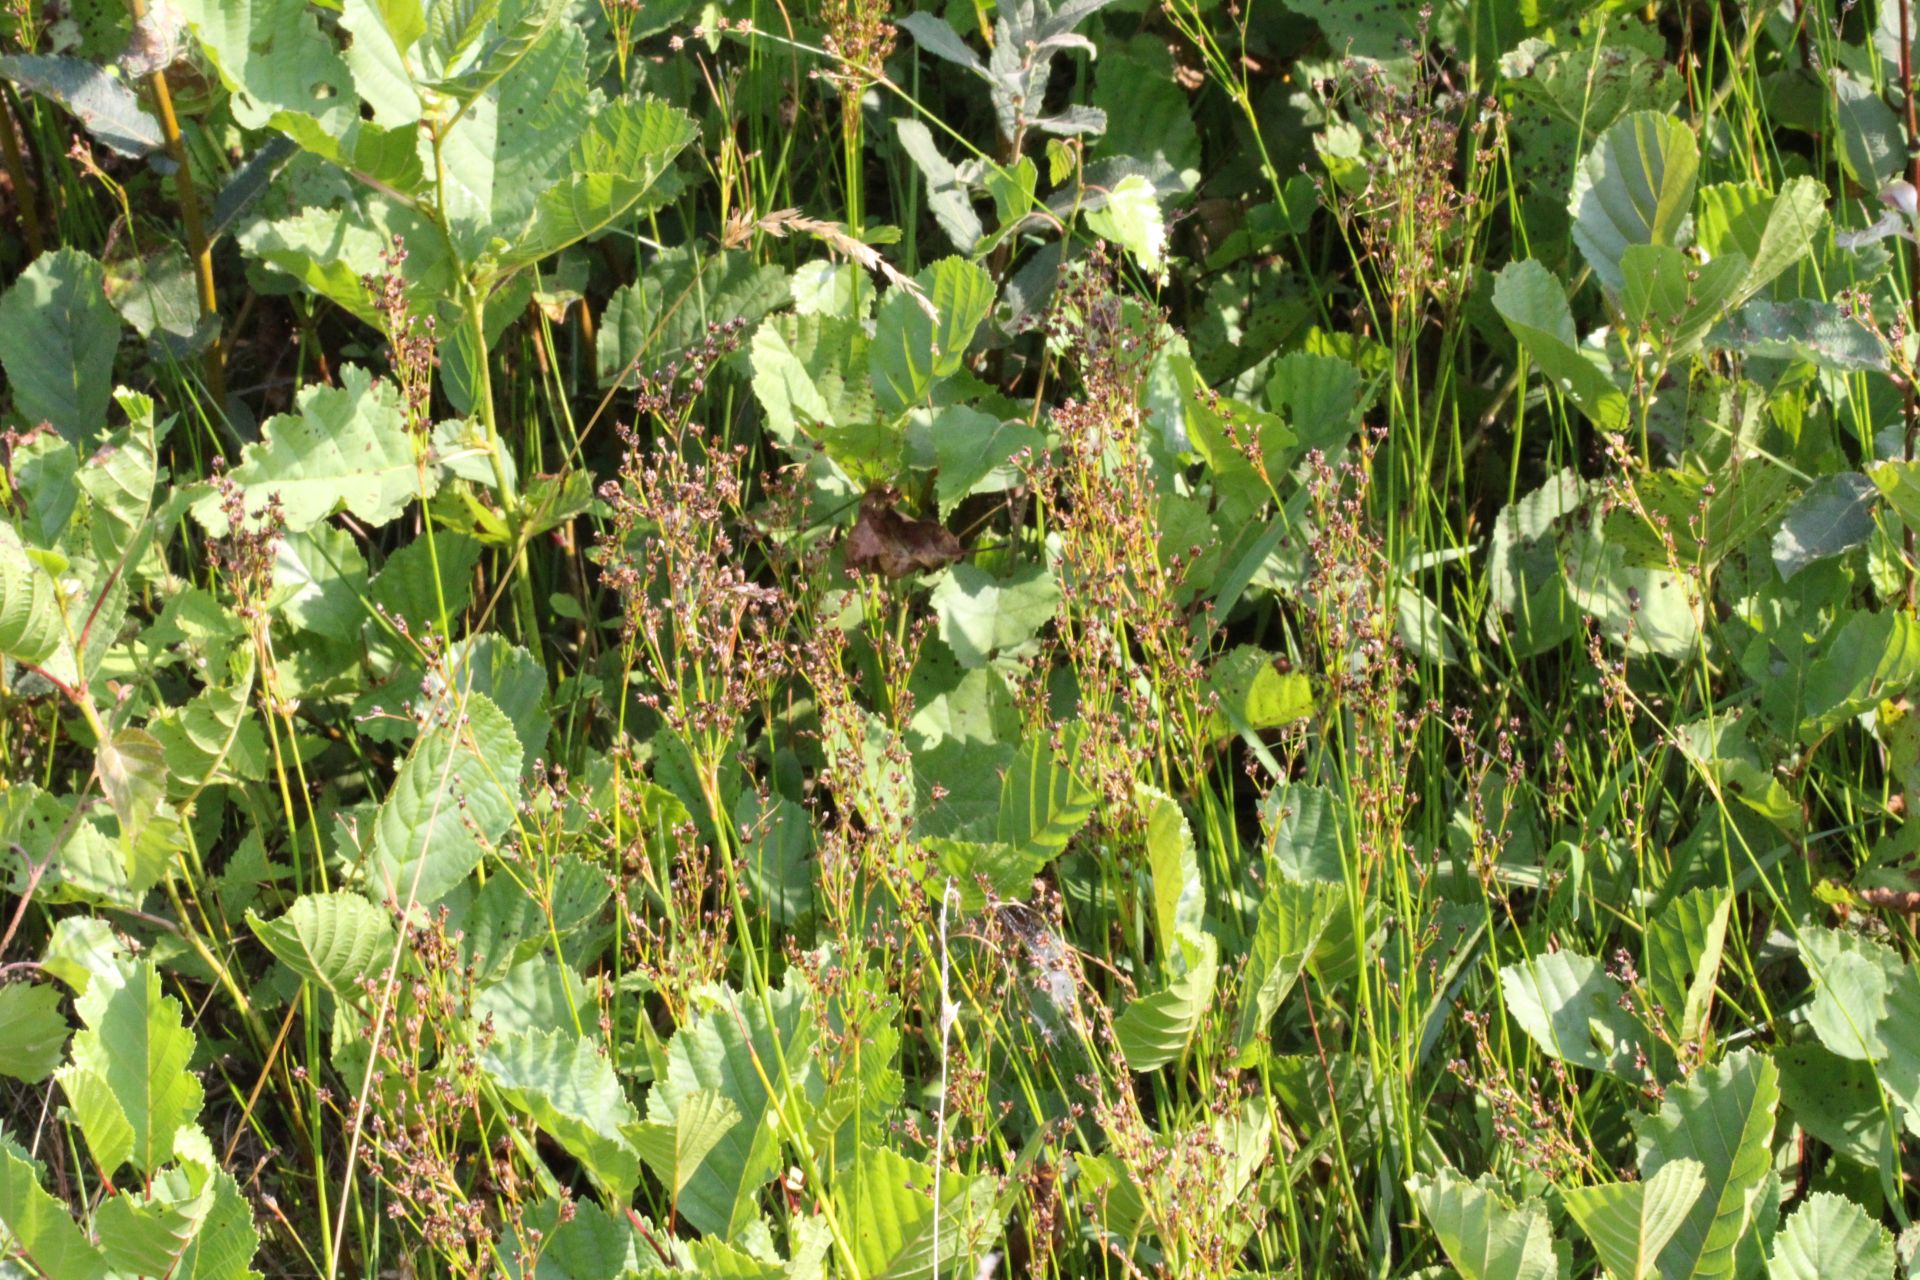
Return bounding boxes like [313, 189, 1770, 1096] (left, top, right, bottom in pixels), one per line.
[4, 0, 1920, 1275]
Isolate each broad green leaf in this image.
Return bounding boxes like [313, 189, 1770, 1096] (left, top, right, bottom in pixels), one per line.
[596, 247, 790, 387]
[871, 257, 995, 416]
[239, 201, 452, 326]
[192, 366, 427, 535]
[837, 1145, 1000, 1279]
[646, 974, 820, 1239]
[1832, 70, 1903, 189]
[1695, 178, 1827, 303]
[502, 95, 697, 269]
[630, 1087, 741, 1203]
[176, 0, 355, 132]
[0, 522, 73, 672]
[1563, 1159, 1707, 1280]
[40, 917, 126, 996]
[1712, 300, 1886, 372]
[369, 690, 523, 907]
[482, 1029, 641, 1202]
[1265, 348, 1364, 453]
[96, 727, 166, 847]
[1115, 932, 1218, 1070]
[0, 1134, 108, 1280]
[248, 893, 396, 996]
[1619, 245, 1746, 358]
[1644, 887, 1732, 1047]
[894, 118, 985, 253]
[1766, 1192, 1895, 1280]
[928, 562, 1058, 668]
[1084, 174, 1168, 274]
[0, 983, 68, 1083]
[1776, 1044, 1890, 1169]
[95, 1167, 217, 1279]
[1233, 878, 1338, 1062]
[1773, 473, 1877, 581]
[1799, 608, 1920, 737]
[1569, 111, 1699, 297]
[748, 312, 874, 448]
[995, 729, 1096, 860]
[1499, 949, 1642, 1078]
[908, 405, 1043, 519]
[1262, 783, 1346, 884]
[473, 956, 593, 1038]
[1206, 645, 1313, 742]
[1799, 926, 1920, 1137]
[1634, 1050, 1778, 1280]
[61, 959, 204, 1176]
[1142, 787, 1204, 955]
[1409, 1166, 1564, 1280]
[168, 1168, 260, 1280]
[0, 54, 161, 158]
[1491, 260, 1630, 431]
[0, 248, 122, 443]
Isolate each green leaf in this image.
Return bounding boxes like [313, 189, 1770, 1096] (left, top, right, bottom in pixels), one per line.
[482, 1029, 641, 1202]
[909, 405, 1043, 519]
[473, 956, 593, 1038]
[369, 690, 523, 907]
[1568, 111, 1699, 297]
[1644, 887, 1732, 1047]
[95, 1168, 218, 1279]
[176, 0, 356, 132]
[1776, 1044, 1889, 1169]
[503, 95, 697, 269]
[0, 54, 162, 158]
[1492, 260, 1630, 431]
[995, 729, 1096, 862]
[596, 247, 790, 387]
[1766, 1192, 1896, 1280]
[1115, 933, 1218, 1070]
[0, 983, 68, 1083]
[871, 257, 995, 416]
[96, 727, 166, 847]
[836, 1145, 1001, 1279]
[1832, 70, 1903, 189]
[0, 248, 122, 444]
[1084, 174, 1168, 275]
[0, 522, 74, 673]
[748, 312, 874, 449]
[1233, 878, 1338, 1063]
[60, 959, 204, 1177]
[630, 1087, 741, 1203]
[1634, 1049, 1779, 1280]
[0, 1134, 109, 1280]
[192, 366, 427, 535]
[646, 974, 820, 1239]
[1499, 949, 1642, 1078]
[169, 1168, 260, 1280]
[1563, 1159, 1707, 1280]
[1711, 300, 1886, 372]
[928, 562, 1058, 668]
[1142, 787, 1204, 955]
[1619, 245, 1746, 358]
[1207, 645, 1313, 739]
[1409, 1166, 1564, 1280]
[1799, 608, 1920, 737]
[248, 893, 396, 997]
[1773, 473, 1877, 581]
[1694, 177, 1828, 303]
[893, 118, 985, 253]
[1261, 783, 1346, 884]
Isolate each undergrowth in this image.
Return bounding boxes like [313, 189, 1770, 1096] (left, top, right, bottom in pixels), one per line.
[2, 0, 1920, 1276]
